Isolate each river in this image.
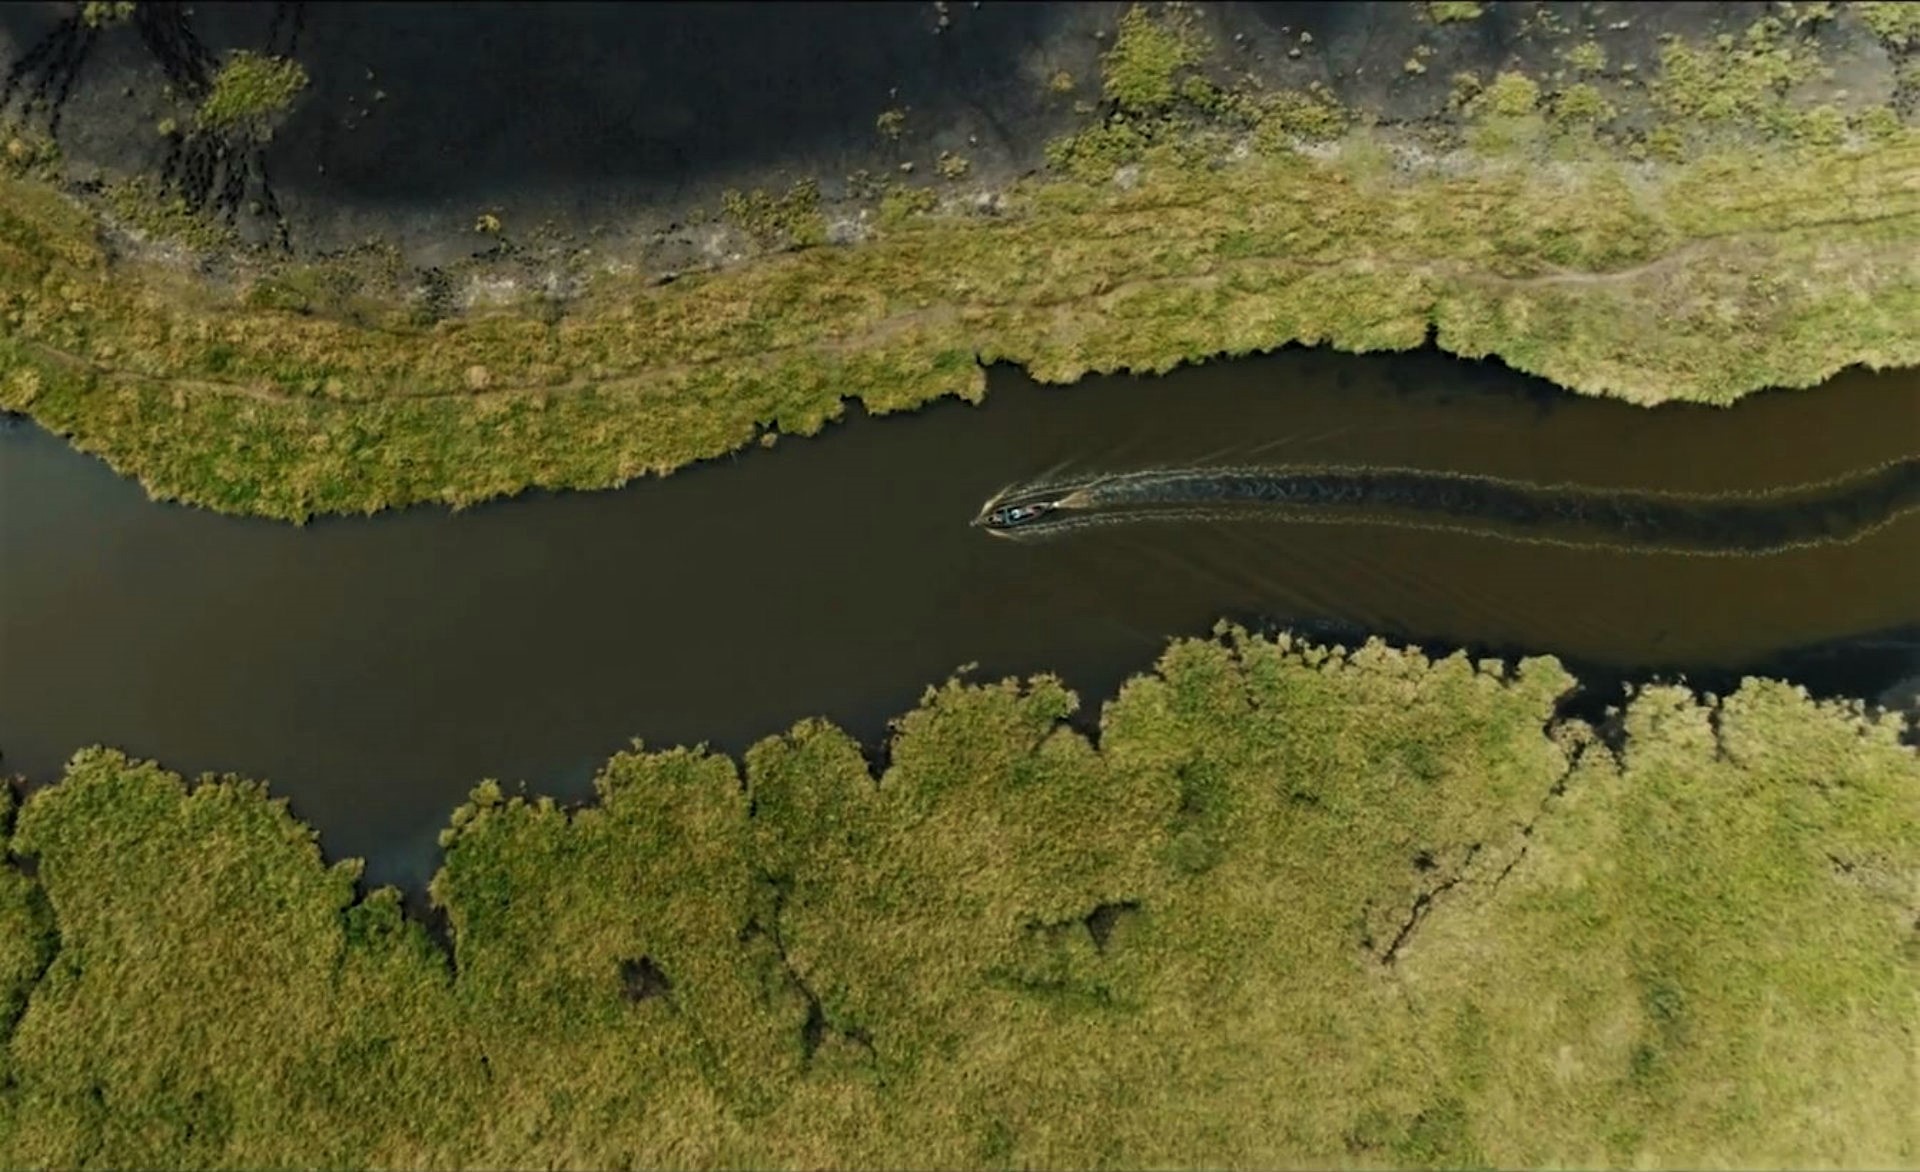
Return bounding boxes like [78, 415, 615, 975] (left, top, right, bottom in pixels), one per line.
[2, 346, 1916, 889]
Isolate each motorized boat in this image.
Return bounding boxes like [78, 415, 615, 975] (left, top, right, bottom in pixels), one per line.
[977, 499, 1060, 530]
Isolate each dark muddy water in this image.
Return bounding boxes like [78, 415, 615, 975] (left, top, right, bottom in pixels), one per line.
[2, 349, 1917, 887]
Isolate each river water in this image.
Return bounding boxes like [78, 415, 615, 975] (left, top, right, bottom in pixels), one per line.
[2, 348, 1917, 887]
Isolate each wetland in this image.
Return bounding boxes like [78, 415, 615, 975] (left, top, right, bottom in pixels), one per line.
[0, 1, 1916, 1167]
[3, 348, 1915, 887]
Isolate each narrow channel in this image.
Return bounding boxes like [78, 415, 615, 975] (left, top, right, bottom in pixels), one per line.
[2, 346, 1915, 888]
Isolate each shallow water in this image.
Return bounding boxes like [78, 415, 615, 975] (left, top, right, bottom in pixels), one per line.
[2, 347, 1916, 887]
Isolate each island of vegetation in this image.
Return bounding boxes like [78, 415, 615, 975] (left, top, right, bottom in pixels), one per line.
[0, 2, 1913, 519]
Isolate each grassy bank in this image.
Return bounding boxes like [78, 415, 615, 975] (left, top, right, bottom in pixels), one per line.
[2, 6, 1917, 519]
[0, 628, 1912, 1167]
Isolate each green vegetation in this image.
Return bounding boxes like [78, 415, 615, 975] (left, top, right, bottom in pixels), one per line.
[1475, 71, 1543, 117]
[877, 182, 937, 227]
[196, 51, 309, 140]
[1562, 39, 1608, 75]
[2, 119, 1914, 520]
[0, 4, 1914, 521]
[1042, 117, 1155, 178]
[0, 125, 59, 181]
[1448, 70, 1483, 110]
[1550, 82, 1617, 124]
[721, 180, 828, 250]
[1781, 1, 1837, 30]
[1424, 2, 1485, 23]
[1789, 103, 1849, 146]
[0, 630, 1911, 1167]
[79, 1, 135, 29]
[1251, 83, 1348, 142]
[1638, 13, 1906, 163]
[1858, 1, 1920, 49]
[1040, 6, 1228, 179]
[100, 173, 238, 252]
[1855, 102, 1907, 140]
[1653, 18, 1817, 122]
[1, 8, 1912, 1166]
[1100, 4, 1205, 114]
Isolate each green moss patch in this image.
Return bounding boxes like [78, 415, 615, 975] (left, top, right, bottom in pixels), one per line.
[1101, 4, 1207, 114]
[197, 51, 309, 140]
[1653, 17, 1819, 122]
[1425, 2, 1485, 23]
[1859, 1, 1920, 50]
[722, 180, 828, 250]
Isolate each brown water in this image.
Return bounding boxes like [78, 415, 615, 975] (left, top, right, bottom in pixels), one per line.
[2, 348, 1916, 887]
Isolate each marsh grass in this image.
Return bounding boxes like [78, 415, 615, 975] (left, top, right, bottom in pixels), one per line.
[196, 51, 308, 141]
[0, 631, 1912, 1167]
[0, 7, 1915, 520]
[721, 180, 828, 251]
[1858, 2, 1920, 50]
[1424, 2, 1485, 24]
[3, 121, 1913, 521]
[1100, 4, 1206, 114]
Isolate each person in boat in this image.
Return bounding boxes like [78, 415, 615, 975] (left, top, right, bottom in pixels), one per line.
[983, 501, 1056, 529]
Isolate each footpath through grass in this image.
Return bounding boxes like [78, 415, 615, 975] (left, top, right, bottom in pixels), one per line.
[0, 629, 1913, 1168]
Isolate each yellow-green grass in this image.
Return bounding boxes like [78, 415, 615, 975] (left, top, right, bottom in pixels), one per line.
[1, 2, 1917, 521]
[2, 118, 1916, 521]
[196, 51, 309, 140]
[1425, 2, 1486, 24]
[1859, 2, 1920, 50]
[0, 629, 1914, 1168]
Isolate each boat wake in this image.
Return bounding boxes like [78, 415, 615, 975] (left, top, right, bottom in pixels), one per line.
[972, 459, 1920, 556]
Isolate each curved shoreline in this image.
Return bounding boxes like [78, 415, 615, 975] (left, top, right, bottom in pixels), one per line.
[3, 127, 1916, 522]
[4, 0, 1918, 520]
[3, 0, 1920, 514]
[1, 6, 1916, 1160]
[0, 628, 1913, 1168]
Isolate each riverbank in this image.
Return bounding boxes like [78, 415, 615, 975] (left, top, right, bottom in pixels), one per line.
[0, 628, 1912, 1168]
[2, 3, 1917, 520]
[1, 11, 1913, 1166]
[5, 349, 1917, 878]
